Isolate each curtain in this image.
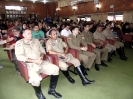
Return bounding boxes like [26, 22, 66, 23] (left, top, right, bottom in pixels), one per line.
[123, 11, 133, 23]
[91, 13, 108, 23]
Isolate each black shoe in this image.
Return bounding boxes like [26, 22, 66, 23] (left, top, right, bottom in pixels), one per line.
[80, 65, 88, 75]
[101, 61, 108, 67]
[36, 91, 46, 99]
[48, 90, 62, 98]
[62, 70, 75, 84]
[121, 47, 128, 60]
[48, 75, 62, 98]
[76, 66, 95, 86]
[95, 64, 100, 71]
[32, 85, 46, 99]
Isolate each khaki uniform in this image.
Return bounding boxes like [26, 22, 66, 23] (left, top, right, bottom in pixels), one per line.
[103, 29, 124, 48]
[15, 38, 59, 87]
[46, 38, 80, 71]
[67, 34, 96, 68]
[93, 31, 116, 52]
[81, 31, 108, 64]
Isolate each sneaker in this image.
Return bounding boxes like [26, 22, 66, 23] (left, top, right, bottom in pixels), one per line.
[16, 71, 20, 75]
[0, 65, 3, 68]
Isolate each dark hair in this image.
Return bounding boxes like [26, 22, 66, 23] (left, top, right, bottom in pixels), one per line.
[105, 23, 111, 27]
[65, 23, 70, 27]
[96, 25, 103, 29]
[49, 29, 56, 35]
[33, 23, 39, 28]
[0, 24, 8, 30]
[71, 26, 79, 31]
[13, 26, 21, 32]
[51, 24, 57, 28]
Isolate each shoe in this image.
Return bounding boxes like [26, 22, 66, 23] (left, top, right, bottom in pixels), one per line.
[62, 70, 75, 84]
[95, 64, 100, 71]
[32, 85, 46, 99]
[101, 61, 108, 67]
[16, 71, 20, 75]
[0, 58, 2, 61]
[80, 65, 88, 75]
[48, 75, 62, 98]
[0, 65, 3, 68]
[76, 66, 95, 86]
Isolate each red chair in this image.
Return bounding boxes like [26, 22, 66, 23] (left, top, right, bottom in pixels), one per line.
[18, 54, 58, 82]
[122, 35, 133, 42]
[122, 35, 133, 47]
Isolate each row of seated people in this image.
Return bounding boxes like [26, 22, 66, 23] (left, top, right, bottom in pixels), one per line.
[0, 22, 128, 99]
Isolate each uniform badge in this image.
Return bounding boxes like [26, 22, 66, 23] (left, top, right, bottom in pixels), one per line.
[52, 43, 55, 46]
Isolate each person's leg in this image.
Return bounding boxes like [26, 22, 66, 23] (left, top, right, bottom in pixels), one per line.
[94, 49, 101, 71]
[0, 64, 3, 68]
[28, 69, 46, 99]
[82, 51, 96, 69]
[59, 59, 75, 84]
[40, 61, 62, 98]
[12, 50, 20, 75]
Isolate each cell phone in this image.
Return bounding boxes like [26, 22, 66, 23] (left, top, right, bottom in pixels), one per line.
[59, 56, 65, 59]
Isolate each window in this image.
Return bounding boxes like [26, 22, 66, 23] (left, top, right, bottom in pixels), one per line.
[108, 15, 123, 21]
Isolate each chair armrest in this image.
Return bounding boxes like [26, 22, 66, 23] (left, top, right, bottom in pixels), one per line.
[17, 60, 29, 82]
[45, 52, 59, 66]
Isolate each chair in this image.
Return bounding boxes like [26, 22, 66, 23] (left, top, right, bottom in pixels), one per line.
[17, 54, 58, 82]
[122, 35, 133, 47]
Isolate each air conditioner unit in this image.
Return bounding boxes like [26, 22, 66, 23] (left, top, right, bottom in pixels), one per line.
[70, 0, 87, 6]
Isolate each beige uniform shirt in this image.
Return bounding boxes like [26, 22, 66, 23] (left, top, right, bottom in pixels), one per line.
[81, 31, 95, 45]
[103, 29, 115, 40]
[93, 31, 106, 41]
[15, 38, 46, 71]
[46, 38, 67, 54]
[67, 34, 87, 51]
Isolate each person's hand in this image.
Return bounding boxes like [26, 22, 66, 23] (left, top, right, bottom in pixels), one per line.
[81, 47, 88, 51]
[7, 37, 14, 42]
[91, 43, 96, 48]
[100, 41, 103, 45]
[40, 39, 44, 43]
[10, 44, 15, 49]
[34, 57, 43, 65]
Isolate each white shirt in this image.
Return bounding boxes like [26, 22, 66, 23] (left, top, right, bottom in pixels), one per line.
[61, 28, 71, 37]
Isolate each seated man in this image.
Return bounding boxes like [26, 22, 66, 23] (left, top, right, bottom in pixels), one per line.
[46, 24, 60, 37]
[15, 29, 62, 99]
[103, 23, 127, 61]
[8, 26, 23, 75]
[93, 25, 116, 62]
[0, 24, 14, 68]
[61, 23, 72, 38]
[46, 29, 95, 86]
[81, 23, 108, 71]
[32, 24, 45, 47]
[67, 26, 96, 72]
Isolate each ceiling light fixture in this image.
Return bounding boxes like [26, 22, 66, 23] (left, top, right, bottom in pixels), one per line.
[20, 0, 22, 2]
[43, 0, 47, 4]
[33, 0, 35, 3]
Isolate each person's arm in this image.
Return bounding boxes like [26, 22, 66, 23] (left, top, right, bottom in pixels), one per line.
[46, 40, 64, 57]
[67, 37, 81, 50]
